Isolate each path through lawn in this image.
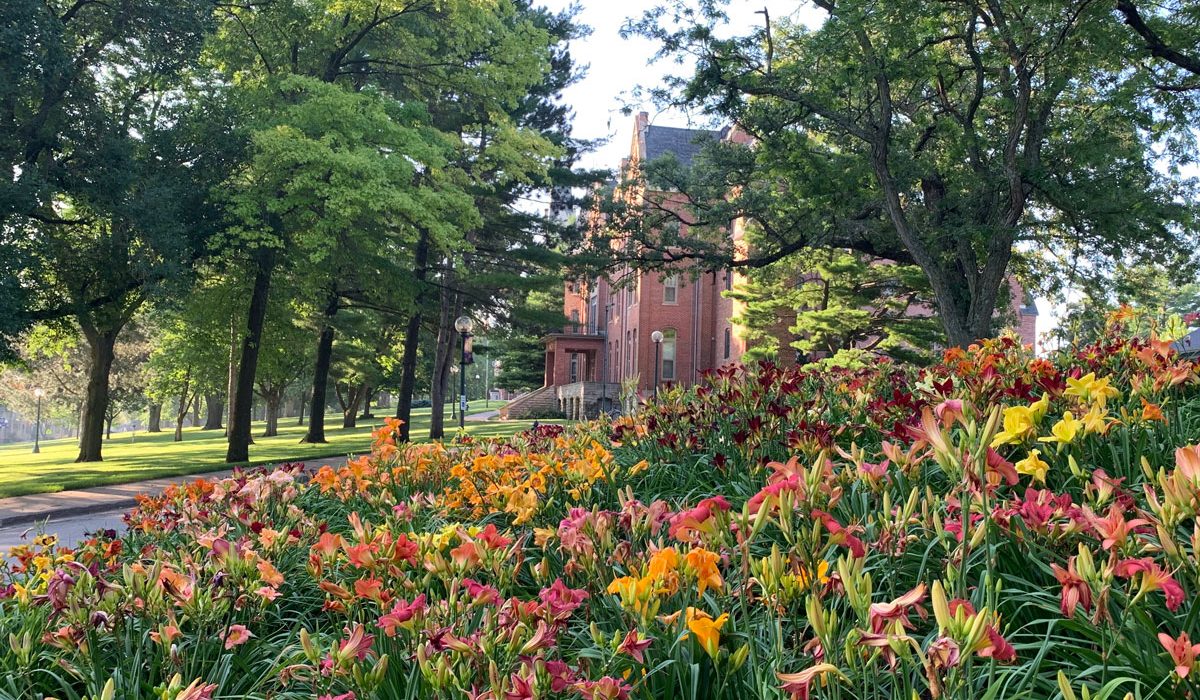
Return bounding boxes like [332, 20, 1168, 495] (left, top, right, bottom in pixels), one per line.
[0, 402, 560, 498]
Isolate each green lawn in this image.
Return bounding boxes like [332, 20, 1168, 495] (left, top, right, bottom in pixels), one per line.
[0, 401, 560, 499]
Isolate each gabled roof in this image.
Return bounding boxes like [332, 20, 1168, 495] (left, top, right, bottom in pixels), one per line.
[1173, 328, 1200, 358]
[643, 124, 721, 167]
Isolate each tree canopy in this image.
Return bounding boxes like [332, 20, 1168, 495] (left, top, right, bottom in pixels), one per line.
[601, 0, 1198, 348]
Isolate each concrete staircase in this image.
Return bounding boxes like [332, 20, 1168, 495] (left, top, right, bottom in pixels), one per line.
[498, 386, 559, 420]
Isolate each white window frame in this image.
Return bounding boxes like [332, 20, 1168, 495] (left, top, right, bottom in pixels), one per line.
[663, 274, 679, 304]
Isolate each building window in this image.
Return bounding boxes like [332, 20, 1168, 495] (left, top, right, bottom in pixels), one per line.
[570, 309, 579, 325]
[633, 329, 638, 374]
[660, 329, 677, 380]
[723, 327, 731, 359]
[625, 331, 632, 375]
[663, 274, 679, 304]
[724, 270, 732, 291]
[569, 353, 579, 383]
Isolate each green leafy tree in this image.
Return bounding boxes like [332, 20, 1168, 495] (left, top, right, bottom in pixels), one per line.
[495, 289, 566, 393]
[1116, 0, 1200, 91]
[206, 0, 556, 459]
[1, 0, 220, 460]
[728, 250, 943, 365]
[610, 0, 1198, 349]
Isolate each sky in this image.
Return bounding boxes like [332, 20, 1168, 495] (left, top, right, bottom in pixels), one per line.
[539, 0, 819, 170]
[538, 1, 1067, 344]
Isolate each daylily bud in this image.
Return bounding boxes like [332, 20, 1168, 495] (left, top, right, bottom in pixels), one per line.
[931, 581, 951, 632]
[99, 678, 115, 700]
[729, 643, 749, 671]
[299, 628, 319, 663]
[1056, 671, 1076, 700]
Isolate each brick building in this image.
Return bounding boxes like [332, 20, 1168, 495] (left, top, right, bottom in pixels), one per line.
[507, 113, 1037, 419]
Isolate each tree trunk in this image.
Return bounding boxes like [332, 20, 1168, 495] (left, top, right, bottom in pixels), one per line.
[203, 393, 223, 430]
[147, 403, 162, 432]
[396, 229, 430, 443]
[342, 383, 365, 428]
[226, 311, 238, 438]
[105, 415, 113, 440]
[396, 312, 422, 442]
[227, 248, 275, 463]
[359, 385, 373, 419]
[263, 393, 281, 437]
[429, 280, 461, 441]
[302, 290, 338, 444]
[297, 393, 306, 425]
[76, 328, 118, 462]
[174, 372, 192, 443]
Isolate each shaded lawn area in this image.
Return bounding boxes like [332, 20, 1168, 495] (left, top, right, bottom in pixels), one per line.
[0, 402, 562, 498]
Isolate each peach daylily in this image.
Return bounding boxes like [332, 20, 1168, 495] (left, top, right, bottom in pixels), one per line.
[1177, 445, 1200, 481]
[777, 664, 848, 700]
[224, 624, 253, 650]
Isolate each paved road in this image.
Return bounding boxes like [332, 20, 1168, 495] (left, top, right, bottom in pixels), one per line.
[0, 509, 129, 551]
[0, 454, 355, 552]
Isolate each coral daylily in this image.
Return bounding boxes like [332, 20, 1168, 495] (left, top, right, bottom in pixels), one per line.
[1115, 558, 1186, 610]
[1159, 632, 1200, 678]
[176, 678, 219, 700]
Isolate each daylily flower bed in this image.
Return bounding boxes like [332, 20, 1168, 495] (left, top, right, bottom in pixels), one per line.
[3, 328, 1200, 700]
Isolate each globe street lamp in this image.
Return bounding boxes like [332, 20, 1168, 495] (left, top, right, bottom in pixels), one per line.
[32, 387, 45, 454]
[454, 316, 474, 430]
[650, 330, 664, 400]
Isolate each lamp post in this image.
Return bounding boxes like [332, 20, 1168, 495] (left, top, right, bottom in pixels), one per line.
[32, 387, 44, 454]
[454, 316, 474, 430]
[483, 354, 491, 408]
[650, 330, 663, 400]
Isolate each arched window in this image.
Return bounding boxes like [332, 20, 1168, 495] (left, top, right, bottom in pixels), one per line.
[723, 327, 731, 359]
[661, 329, 677, 380]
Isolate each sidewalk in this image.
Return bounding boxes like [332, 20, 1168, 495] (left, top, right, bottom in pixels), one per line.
[0, 454, 354, 528]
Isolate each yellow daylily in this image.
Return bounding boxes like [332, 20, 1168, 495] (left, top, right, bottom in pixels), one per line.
[793, 560, 831, 592]
[684, 607, 729, 659]
[1039, 412, 1082, 447]
[1029, 394, 1052, 422]
[1079, 404, 1112, 435]
[1015, 449, 1050, 484]
[991, 405, 1035, 447]
[1065, 372, 1121, 407]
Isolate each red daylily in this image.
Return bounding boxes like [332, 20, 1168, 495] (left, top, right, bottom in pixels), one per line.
[1050, 557, 1092, 619]
[616, 629, 654, 664]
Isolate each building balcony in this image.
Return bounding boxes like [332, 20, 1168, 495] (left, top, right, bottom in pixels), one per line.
[558, 323, 606, 337]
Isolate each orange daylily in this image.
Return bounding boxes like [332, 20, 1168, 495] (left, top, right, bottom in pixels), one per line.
[684, 607, 729, 659]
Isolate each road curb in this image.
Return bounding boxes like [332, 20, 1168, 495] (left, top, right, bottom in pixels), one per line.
[0, 497, 144, 529]
[0, 454, 362, 530]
